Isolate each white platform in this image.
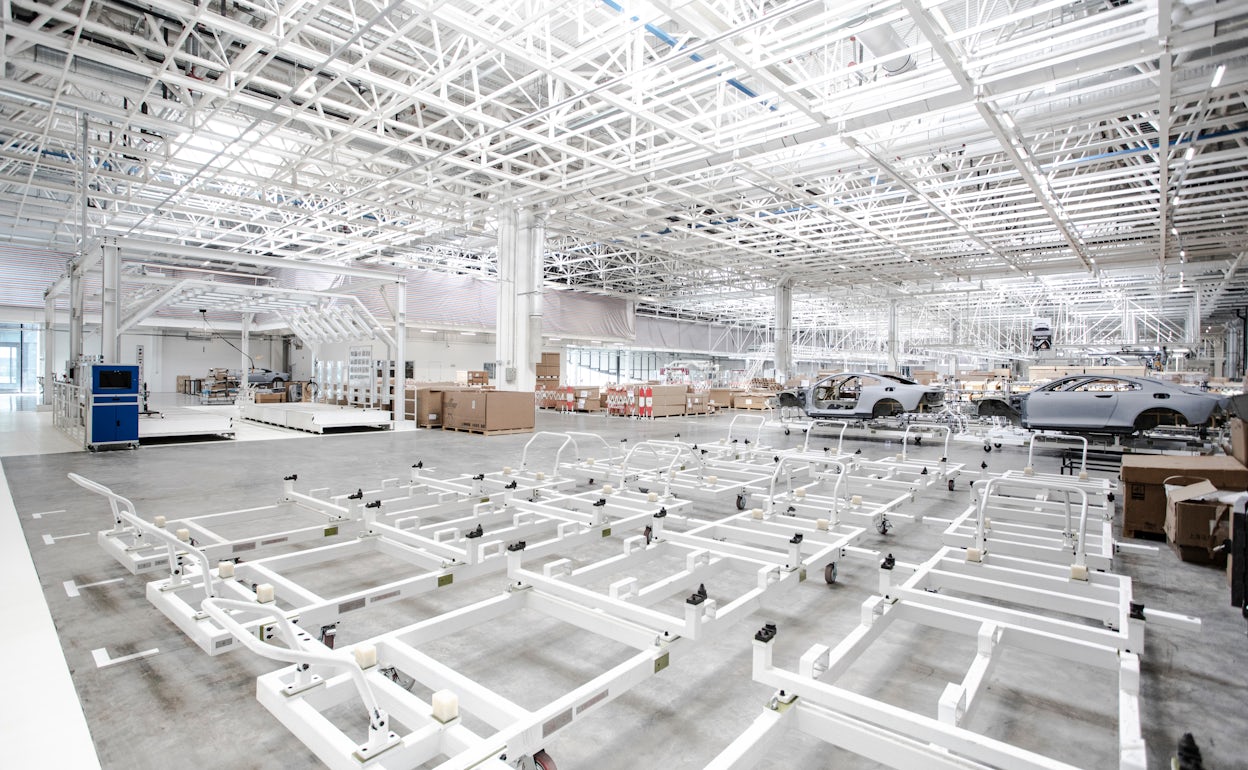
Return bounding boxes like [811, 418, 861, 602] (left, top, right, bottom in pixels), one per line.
[139, 406, 235, 440]
[240, 402, 393, 433]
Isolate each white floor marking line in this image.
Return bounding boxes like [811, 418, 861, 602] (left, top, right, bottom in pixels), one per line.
[63, 577, 124, 598]
[42, 531, 91, 545]
[91, 647, 160, 668]
[31, 509, 67, 519]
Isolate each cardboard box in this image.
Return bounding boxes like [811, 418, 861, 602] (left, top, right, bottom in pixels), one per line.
[1120, 455, 1248, 537]
[709, 389, 744, 407]
[651, 402, 685, 418]
[441, 389, 535, 433]
[442, 389, 481, 429]
[1164, 478, 1231, 564]
[1230, 510, 1246, 607]
[1232, 418, 1248, 467]
[254, 392, 286, 404]
[733, 394, 771, 410]
[414, 387, 452, 428]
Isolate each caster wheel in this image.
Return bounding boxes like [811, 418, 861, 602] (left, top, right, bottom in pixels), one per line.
[588, 479, 594, 486]
[736, 494, 747, 511]
[947, 479, 955, 491]
[534, 750, 557, 770]
[877, 518, 891, 535]
[994, 443, 1002, 449]
[824, 562, 838, 584]
[983, 445, 992, 453]
[1107, 492, 1115, 502]
[913, 436, 923, 446]
[784, 428, 791, 436]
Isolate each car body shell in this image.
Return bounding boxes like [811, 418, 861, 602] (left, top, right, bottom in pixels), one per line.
[776, 372, 944, 419]
[245, 368, 290, 385]
[1007, 374, 1226, 434]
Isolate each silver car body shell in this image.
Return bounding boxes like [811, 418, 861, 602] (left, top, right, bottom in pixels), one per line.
[1015, 375, 1226, 434]
[777, 372, 942, 420]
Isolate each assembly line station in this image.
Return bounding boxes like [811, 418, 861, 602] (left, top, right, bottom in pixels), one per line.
[1, 1, 1247, 769]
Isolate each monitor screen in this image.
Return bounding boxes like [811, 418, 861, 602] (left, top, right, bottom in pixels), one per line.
[97, 369, 133, 390]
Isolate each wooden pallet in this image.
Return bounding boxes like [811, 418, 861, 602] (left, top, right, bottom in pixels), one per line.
[441, 425, 534, 436]
[1121, 528, 1165, 542]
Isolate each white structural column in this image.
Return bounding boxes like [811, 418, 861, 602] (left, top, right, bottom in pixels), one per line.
[887, 299, 899, 372]
[496, 204, 544, 392]
[68, 261, 84, 377]
[1123, 305, 1138, 345]
[774, 279, 793, 383]
[101, 238, 120, 362]
[42, 297, 56, 405]
[393, 279, 407, 424]
[241, 313, 252, 384]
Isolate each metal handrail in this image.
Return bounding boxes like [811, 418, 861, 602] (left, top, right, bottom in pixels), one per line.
[768, 453, 849, 517]
[519, 431, 575, 477]
[970, 476, 1089, 568]
[69, 472, 217, 600]
[52, 380, 85, 444]
[563, 431, 621, 462]
[899, 424, 952, 463]
[618, 440, 702, 497]
[725, 413, 768, 446]
[1027, 433, 1089, 474]
[803, 420, 849, 453]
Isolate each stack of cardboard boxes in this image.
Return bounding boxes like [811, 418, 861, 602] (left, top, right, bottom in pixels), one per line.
[685, 392, 712, 416]
[732, 393, 771, 410]
[650, 384, 688, 417]
[708, 389, 745, 410]
[1122, 454, 1246, 568]
[571, 386, 601, 412]
[1121, 454, 1247, 540]
[536, 353, 560, 388]
[441, 389, 535, 434]
[407, 384, 458, 427]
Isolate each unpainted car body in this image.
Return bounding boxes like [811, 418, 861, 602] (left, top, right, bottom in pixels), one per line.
[1005, 374, 1225, 434]
[245, 368, 290, 385]
[776, 372, 944, 419]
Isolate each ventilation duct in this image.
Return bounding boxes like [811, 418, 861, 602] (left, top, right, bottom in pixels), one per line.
[851, 19, 917, 75]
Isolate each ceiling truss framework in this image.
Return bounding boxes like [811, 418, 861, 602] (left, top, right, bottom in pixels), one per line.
[1, 0, 1246, 352]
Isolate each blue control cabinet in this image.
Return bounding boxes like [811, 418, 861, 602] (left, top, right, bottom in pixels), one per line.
[87, 364, 140, 450]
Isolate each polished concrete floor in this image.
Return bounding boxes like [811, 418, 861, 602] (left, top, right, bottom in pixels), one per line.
[2, 398, 1244, 769]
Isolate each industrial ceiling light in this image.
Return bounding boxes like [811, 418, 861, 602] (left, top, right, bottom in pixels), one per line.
[1210, 64, 1226, 89]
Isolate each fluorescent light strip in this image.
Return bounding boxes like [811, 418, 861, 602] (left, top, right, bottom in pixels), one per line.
[1211, 64, 1226, 89]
